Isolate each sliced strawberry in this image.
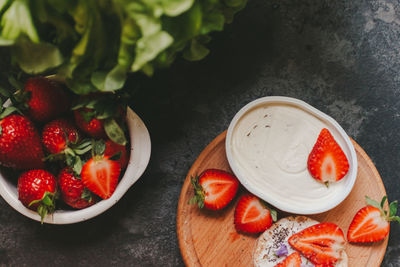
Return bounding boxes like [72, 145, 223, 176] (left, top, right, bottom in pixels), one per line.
[234, 193, 277, 233]
[81, 156, 121, 199]
[308, 128, 349, 184]
[274, 252, 301, 267]
[347, 196, 399, 243]
[190, 169, 239, 210]
[288, 223, 345, 266]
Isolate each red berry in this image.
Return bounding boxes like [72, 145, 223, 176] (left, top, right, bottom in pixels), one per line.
[275, 252, 302, 267]
[234, 194, 275, 233]
[74, 108, 106, 138]
[58, 167, 96, 209]
[24, 77, 70, 122]
[347, 205, 390, 243]
[18, 170, 57, 222]
[191, 169, 239, 210]
[42, 119, 79, 154]
[0, 115, 44, 169]
[288, 223, 345, 266]
[104, 140, 128, 169]
[81, 155, 121, 199]
[346, 196, 399, 243]
[308, 128, 349, 184]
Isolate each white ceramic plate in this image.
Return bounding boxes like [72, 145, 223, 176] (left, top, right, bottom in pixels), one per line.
[225, 96, 357, 214]
[0, 107, 151, 224]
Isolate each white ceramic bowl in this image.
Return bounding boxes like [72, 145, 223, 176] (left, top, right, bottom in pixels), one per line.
[226, 96, 357, 214]
[0, 107, 151, 224]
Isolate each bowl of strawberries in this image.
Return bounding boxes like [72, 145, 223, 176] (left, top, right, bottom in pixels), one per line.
[0, 77, 151, 224]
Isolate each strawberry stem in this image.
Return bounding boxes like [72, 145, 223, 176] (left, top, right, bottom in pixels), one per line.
[28, 191, 56, 224]
[189, 175, 205, 208]
[366, 195, 400, 223]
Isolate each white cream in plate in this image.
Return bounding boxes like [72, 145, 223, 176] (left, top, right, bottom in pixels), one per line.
[230, 103, 350, 212]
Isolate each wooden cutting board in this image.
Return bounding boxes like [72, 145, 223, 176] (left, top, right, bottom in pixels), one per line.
[177, 131, 389, 267]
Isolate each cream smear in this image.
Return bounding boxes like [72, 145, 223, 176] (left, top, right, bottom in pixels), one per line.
[230, 103, 349, 212]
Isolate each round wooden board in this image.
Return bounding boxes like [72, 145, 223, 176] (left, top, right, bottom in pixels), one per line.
[177, 131, 389, 267]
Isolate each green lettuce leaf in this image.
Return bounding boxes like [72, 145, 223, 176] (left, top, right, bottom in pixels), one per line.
[12, 39, 63, 74]
[1, 0, 39, 43]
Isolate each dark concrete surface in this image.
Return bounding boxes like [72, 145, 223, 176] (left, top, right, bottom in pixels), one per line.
[1, 0, 400, 266]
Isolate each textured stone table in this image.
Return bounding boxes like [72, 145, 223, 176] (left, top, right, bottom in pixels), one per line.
[1, 0, 400, 266]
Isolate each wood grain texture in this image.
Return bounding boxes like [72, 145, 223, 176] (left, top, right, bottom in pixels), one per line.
[177, 131, 389, 267]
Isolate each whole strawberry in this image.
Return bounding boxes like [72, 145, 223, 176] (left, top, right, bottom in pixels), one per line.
[104, 139, 128, 169]
[0, 114, 44, 169]
[74, 108, 106, 138]
[42, 118, 79, 154]
[72, 95, 127, 145]
[18, 170, 57, 222]
[23, 77, 70, 122]
[58, 167, 96, 209]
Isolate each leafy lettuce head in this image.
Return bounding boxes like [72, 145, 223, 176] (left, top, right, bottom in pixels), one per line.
[0, 0, 247, 94]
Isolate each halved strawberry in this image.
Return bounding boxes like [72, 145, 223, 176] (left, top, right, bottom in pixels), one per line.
[307, 128, 349, 185]
[274, 252, 301, 267]
[347, 196, 399, 243]
[190, 169, 239, 210]
[234, 193, 277, 233]
[81, 155, 121, 199]
[288, 223, 345, 266]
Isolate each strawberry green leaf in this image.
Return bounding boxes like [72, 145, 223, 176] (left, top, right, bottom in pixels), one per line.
[80, 109, 96, 123]
[42, 194, 53, 206]
[93, 139, 106, 156]
[109, 151, 122, 161]
[37, 205, 48, 224]
[75, 139, 91, 149]
[189, 175, 205, 208]
[28, 191, 56, 224]
[73, 140, 92, 155]
[71, 98, 93, 110]
[65, 153, 74, 166]
[104, 118, 127, 146]
[0, 106, 18, 119]
[7, 75, 23, 90]
[389, 200, 398, 217]
[85, 99, 101, 110]
[81, 188, 92, 202]
[0, 84, 11, 98]
[389, 216, 400, 223]
[73, 156, 83, 175]
[94, 100, 116, 119]
[270, 209, 278, 222]
[381, 196, 388, 208]
[365, 196, 381, 209]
